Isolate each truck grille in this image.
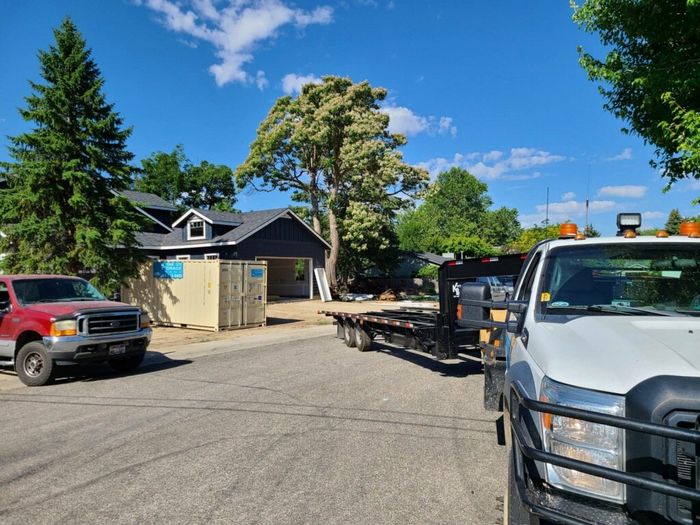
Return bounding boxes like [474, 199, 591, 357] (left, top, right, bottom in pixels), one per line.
[80, 312, 139, 335]
[666, 411, 699, 524]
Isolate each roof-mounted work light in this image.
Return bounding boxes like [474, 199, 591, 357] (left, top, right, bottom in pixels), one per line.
[616, 213, 641, 236]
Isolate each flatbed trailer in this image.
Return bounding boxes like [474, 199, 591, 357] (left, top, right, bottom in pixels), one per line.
[320, 253, 527, 358]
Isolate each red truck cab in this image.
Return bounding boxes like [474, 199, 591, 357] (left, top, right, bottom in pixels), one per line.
[0, 275, 152, 386]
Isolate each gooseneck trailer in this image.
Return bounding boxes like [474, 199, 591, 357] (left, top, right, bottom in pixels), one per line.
[320, 252, 526, 358]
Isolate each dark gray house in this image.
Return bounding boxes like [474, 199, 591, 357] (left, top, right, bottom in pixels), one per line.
[124, 191, 330, 299]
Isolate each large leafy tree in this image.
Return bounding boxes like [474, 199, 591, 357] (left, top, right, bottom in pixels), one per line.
[134, 145, 236, 211]
[237, 76, 427, 286]
[0, 18, 143, 291]
[573, 0, 700, 195]
[396, 167, 520, 254]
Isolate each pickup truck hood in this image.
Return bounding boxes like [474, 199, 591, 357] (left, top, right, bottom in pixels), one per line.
[25, 301, 137, 318]
[530, 316, 700, 394]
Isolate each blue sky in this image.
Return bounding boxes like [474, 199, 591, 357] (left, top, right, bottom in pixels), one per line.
[1, 0, 695, 235]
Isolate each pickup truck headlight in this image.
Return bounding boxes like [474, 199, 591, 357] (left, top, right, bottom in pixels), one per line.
[140, 313, 151, 329]
[49, 319, 78, 337]
[540, 377, 625, 503]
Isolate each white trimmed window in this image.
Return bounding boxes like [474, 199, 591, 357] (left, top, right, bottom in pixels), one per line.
[188, 219, 205, 240]
[176, 255, 190, 261]
[205, 253, 219, 260]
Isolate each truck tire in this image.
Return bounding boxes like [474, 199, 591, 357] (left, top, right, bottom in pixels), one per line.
[343, 321, 356, 347]
[354, 324, 372, 352]
[16, 341, 55, 387]
[108, 352, 145, 373]
[506, 443, 535, 525]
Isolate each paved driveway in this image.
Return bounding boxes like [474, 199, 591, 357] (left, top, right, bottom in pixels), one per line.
[0, 328, 506, 524]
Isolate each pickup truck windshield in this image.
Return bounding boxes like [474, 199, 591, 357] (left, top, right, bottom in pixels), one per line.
[541, 243, 700, 316]
[13, 278, 106, 305]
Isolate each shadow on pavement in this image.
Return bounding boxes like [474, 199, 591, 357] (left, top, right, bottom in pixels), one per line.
[372, 342, 483, 378]
[49, 351, 192, 386]
[265, 317, 303, 326]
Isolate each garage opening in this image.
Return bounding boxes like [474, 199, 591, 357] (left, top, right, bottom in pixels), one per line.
[257, 257, 313, 299]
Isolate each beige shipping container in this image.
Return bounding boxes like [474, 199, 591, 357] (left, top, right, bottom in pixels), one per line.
[122, 259, 267, 331]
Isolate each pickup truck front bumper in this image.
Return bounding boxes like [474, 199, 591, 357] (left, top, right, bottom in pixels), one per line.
[43, 328, 152, 365]
[509, 381, 700, 524]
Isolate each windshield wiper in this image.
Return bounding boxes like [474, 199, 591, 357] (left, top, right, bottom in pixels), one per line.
[546, 304, 652, 316]
[674, 308, 700, 317]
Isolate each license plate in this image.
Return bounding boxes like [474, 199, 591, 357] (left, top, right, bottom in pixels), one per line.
[109, 344, 127, 356]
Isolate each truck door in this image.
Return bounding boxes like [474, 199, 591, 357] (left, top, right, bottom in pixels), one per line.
[0, 280, 14, 358]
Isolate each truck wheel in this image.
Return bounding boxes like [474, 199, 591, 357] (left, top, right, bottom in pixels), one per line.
[354, 325, 372, 352]
[16, 342, 55, 387]
[343, 321, 356, 347]
[108, 352, 145, 373]
[506, 443, 535, 525]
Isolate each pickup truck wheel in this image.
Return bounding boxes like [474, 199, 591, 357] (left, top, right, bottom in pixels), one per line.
[343, 321, 356, 348]
[108, 352, 145, 373]
[16, 342, 55, 387]
[354, 325, 372, 352]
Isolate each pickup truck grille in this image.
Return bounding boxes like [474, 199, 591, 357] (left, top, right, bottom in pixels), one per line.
[666, 411, 699, 524]
[80, 312, 139, 335]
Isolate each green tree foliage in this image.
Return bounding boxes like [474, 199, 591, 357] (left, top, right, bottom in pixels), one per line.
[573, 0, 700, 195]
[0, 19, 143, 291]
[236, 76, 427, 286]
[440, 235, 495, 258]
[583, 224, 601, 237]
[135, 145, 236, 211]
[396, 168, 520, 253]
[509, 223, 561, 253]
[665, 208, 684, 234]
[416, 264, 439, 279]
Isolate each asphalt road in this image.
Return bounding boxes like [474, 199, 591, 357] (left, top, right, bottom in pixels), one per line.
[0, 330, 506, 525]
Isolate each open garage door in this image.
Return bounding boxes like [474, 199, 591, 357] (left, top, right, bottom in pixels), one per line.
[257, 257, 313, 299]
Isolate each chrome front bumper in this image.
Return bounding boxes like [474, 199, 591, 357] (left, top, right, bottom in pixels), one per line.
[43, 328, 152, 365]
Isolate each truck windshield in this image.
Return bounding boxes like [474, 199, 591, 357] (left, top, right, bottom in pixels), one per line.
[13, 278, 106, 305]
[541, 243, 700, 316]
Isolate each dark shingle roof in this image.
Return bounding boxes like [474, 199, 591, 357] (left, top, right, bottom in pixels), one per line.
[121, 190, 178, 211]
[414, 252, 453, 265]
[136, 208, 293, 248]
[195, 209, 244, 225]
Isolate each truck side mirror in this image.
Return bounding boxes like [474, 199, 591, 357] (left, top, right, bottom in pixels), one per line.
[0, 301, 11, 314]
[111, 292, 122, 302]
[459, 282, 491, 321]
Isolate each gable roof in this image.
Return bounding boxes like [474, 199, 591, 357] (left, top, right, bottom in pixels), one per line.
[121, 190, 178, 211]
[136, 207, 331, 250]
[171, 208, 243, 227]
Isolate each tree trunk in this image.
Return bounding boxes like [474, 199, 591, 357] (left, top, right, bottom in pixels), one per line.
[326, 203, 340, 289]
[309, 192, 322, 235]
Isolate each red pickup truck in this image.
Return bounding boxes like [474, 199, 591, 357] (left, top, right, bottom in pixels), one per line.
[0, 275, 152, 386]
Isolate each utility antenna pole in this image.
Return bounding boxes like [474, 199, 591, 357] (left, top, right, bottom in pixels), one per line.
[545, 186, 550, 227]
[585, 164, 591, 232]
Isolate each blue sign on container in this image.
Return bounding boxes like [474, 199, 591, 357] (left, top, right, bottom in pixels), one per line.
[250, 268, 264, 279]
[154, 261, 184, 279]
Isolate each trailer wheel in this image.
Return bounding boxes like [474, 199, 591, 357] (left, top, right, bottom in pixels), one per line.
[354, 325, 372, 352]
[336, 319, 345, 339]
[343, 321, 356, 347]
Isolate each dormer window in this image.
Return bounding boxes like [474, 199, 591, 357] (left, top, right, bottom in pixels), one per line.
[188, 219, 205, 240]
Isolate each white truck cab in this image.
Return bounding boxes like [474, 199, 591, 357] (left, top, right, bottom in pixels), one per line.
[467, 214, 700, 524]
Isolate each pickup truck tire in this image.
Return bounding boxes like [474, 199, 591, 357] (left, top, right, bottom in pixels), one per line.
[16, 342, 55, 387]
[343, 321, 356, 348]
[108, 352, 145, 373]
[354, 325, 372, 352]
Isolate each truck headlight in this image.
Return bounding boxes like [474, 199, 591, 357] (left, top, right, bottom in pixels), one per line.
[49, 319, 77, 337]
[540, 377, 625, 503]
[140, 313, 151, 329]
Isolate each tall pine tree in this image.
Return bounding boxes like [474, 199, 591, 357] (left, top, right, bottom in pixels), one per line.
[0, 18, 143, 292]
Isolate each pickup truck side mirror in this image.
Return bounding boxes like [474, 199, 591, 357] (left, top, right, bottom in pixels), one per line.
[0, 300, 11, 314]
[458, 282, 492, 323]
[111, 292, 122, 302]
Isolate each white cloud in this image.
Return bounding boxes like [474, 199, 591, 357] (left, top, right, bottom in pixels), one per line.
[642, 211, 665, 220]
[380, 105, 457, 137]
[281, 73, 321, 94]
[140, 0, 333, 87]
[561, 191, 576, 201]
[255, 70, 268, 90]
[607, 148, 633, 161]
[418, 147, 565, 179]
[597, 185, 647, 198]
[518, 199, 617, 228]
